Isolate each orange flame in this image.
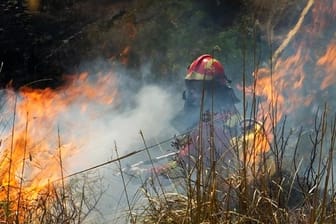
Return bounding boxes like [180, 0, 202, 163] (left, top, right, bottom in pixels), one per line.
[243, 1, 336, 167]
[0, 71, 118, 220]
[317, 42, 336, 90]
[252, 44, 310, 126]
[250, 2, 334, 120]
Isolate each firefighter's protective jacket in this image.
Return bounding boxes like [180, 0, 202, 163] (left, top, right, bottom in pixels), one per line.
[169, 109, 241, 177]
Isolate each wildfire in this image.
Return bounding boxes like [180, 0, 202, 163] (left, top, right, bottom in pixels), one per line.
[0, 71, 118, 221]
[248, 0, 336, 131]
[317, 41, 336, 90]
[0, 0, 335, 222]
[238, 0, 336, 174]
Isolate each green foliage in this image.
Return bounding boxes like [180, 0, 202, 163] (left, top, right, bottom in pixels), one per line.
[123, 0, 262, 83]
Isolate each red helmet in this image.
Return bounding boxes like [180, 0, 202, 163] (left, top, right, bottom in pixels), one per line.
[185, 54, 231, 86]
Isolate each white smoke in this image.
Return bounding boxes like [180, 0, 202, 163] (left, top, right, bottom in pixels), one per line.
[0, 63, 185, 223]
[53, 72, 183, 219]
[66, 83, 182, 172]
[67, 82, 183, 224]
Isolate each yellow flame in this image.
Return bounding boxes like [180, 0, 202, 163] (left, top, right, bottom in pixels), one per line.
[27, 0, 41, 11]
[0, 71, 118, 221]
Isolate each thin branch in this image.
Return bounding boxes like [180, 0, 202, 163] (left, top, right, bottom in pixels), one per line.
[16, 111, 29, 223]
[114, 141, 135, 224]
[6, 94, 17, 221]
[272, 0, 315, 63]
[57, 126, 67, 218]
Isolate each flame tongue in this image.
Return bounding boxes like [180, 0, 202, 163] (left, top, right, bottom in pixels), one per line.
[238, 1, 336, 169]
[0, 0, 335, 221]
[0, 71, 118, 218]
[249, 1, 336, 130]
[317, 42, 336, 90]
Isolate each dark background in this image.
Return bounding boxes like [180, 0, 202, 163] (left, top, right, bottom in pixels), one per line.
[0, 0, 304, 89]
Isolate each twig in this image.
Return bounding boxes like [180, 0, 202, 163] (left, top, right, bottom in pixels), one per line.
[320, 111, 336, 222]
[57, 125, 67, 218]
[16, 111, 29, 223]
[272, 0, 315, 63]
[22, 78, 53, 88]
[114, 141, 135, 224]
[6, 95, 17, 221]
[139, 130, 168, 204]
[53, 133, 186, 182]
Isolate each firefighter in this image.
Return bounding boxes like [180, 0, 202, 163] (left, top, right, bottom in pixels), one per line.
[174, 54, 240, 131]
[124, 54, 242, 178]
[171, 54, 242, 176]
[170, 54, 274, 182]
[125, 54, 272, 183]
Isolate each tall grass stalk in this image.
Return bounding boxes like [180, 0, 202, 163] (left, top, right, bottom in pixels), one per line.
[114, 141, 136, 224]
[132, 52, 336, 224]
[6, 95, 17, 222]
[16, 111, 29, 223]
[140, 130, 168, 204]
[195, 74, 205, 223]
[57, 125, 67, 219]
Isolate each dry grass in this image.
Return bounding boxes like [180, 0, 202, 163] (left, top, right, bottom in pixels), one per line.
[0, 172, 104, 224]
[129, 100, 336, 224]
[0, 78, 334, 223]
[0, 2, 331, 223]
[128, 33, 336, 222]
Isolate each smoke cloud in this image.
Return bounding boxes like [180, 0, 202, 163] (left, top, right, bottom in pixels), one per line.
[0, 61, 184, 223]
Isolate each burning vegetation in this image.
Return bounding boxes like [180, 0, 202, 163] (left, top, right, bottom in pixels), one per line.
[0, 0, 336, 223]
[133, 1, 336, 223]
[0, 72, 118, 222]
